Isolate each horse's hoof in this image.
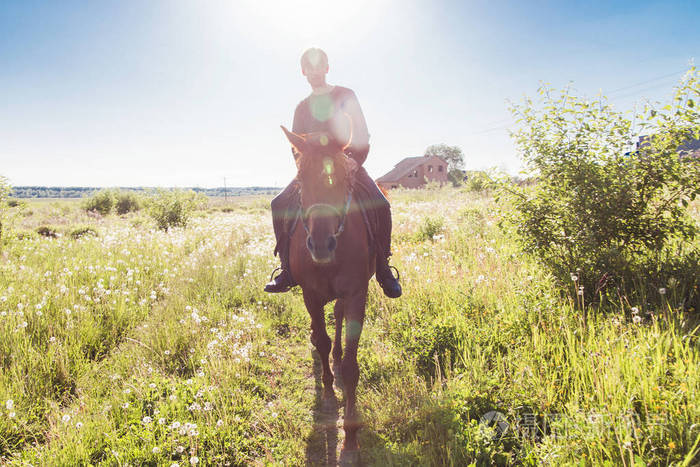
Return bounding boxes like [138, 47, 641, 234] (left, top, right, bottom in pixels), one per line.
[338, 448, 360, 466]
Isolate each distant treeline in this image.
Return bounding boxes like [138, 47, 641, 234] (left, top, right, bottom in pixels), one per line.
[10, 186, 281, 199]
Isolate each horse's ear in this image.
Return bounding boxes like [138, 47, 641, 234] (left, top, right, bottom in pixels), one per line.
[281, 126, 307, 155]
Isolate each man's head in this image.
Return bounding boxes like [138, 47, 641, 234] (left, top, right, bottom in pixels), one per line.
[300, 48, 328, 88]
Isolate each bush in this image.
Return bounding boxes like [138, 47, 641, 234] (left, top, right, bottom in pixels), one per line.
[36, 226, 58, 238]
[147, 190, 207, 230]
[70, 226, 98, 239]
[114, 191, 141, 215]
[15, 230, 37, 241]
[462, 171, 493, 192]
[83, 190, 115, 215]
[417, 216, 445, 242]
[501, 67, 700, 305]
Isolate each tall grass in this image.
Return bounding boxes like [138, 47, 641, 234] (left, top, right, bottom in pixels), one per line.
[0, 190, 697, 465]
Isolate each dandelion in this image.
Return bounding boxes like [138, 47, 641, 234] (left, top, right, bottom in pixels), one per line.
[121, 402, 130, 409]
[5, 400, 13, 410]
[176, 445, 185, 453]
[190, 456, 199, 465]
[632, 315, 642, 324]
[152, 447, 161, 454]
[171, 421, 181, 429]
[216, 419, 224, 427]
[62, 414, 71, 423]
[631, 307, 639, 314]
[570, 274, 578, 282]
[149, 383, 157, 389]
[8, 412, 15, 418]
[142, 416, 152, 424]
[578, 286, 584, 296]
[158, 418, 166, 425]
[75, 422, 83, 429]
[659, 288, 667, 295]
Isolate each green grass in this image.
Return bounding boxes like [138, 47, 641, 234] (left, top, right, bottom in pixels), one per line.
[0, 188, 698, 466]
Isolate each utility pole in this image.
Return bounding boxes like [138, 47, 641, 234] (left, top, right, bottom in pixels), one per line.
[223, 177, 228, 203]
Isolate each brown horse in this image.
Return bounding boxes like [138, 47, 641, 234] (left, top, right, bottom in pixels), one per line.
[281, 125, 375, 461]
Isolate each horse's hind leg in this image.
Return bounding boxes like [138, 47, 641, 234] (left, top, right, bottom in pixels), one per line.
[303, 293, 334, 401]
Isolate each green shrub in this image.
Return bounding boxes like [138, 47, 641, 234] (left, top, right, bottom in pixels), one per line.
[463, 171, 493, 192]
[406, 319, 462, 378]
[83, 189, 115, 215]
[70, 226, 98, 239]
[417, 216, 445, 242]
[15, 230, 37, 241]
[7, 199, 23, 208]
[36, 226, 58, 238]
[114, 191, 141, 215]
[501, 67, 700, 305]
[147, 189, 207, 230]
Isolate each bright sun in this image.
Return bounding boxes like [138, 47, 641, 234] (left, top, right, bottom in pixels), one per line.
[229, 0, 386, 48]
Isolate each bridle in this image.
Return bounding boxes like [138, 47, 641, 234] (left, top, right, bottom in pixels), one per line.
[299, 187, 353, 241]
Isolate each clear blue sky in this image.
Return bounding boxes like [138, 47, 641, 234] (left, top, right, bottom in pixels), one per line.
[1, 0, 698, 187]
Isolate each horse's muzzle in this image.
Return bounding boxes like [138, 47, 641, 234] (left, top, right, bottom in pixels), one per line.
[306, 234, 337, 264]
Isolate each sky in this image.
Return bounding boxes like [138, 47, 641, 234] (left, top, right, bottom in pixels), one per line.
[1, 0, 698, 188]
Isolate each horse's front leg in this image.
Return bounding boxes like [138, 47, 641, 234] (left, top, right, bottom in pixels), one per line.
[303, 292, 334, 401]
[340, 289, 367, 456]
[332, 299, 344, 368]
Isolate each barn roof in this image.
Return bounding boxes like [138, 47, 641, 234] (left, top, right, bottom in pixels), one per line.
[376, 155, 446, 183]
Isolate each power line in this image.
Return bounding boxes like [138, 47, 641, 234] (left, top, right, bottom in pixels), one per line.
[467, 69, 688, 135]
[607, 69, 686, 95]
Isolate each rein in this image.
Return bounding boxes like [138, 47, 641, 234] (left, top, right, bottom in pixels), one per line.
[299, 188, 353, 240]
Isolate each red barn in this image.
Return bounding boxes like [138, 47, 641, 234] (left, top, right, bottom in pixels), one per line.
[376, 155, 449, 190]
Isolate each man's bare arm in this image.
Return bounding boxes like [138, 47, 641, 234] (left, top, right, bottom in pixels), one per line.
[342, 91, 370, 166]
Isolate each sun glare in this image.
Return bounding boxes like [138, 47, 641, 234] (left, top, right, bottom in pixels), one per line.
[229, 0, 386, 49]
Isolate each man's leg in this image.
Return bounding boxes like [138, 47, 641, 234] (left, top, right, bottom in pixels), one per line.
[354, 167, 402, 298]
[265, 180, 299, 293]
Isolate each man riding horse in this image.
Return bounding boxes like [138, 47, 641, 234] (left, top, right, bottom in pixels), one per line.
[265, 48, 402, 299]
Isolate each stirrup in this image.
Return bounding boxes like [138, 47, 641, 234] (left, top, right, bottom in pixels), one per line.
[388, 265, 400, 281]
[268, 267, 283, 282]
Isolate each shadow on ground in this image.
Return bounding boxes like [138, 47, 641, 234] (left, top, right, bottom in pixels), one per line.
[305, 350, 340, 466]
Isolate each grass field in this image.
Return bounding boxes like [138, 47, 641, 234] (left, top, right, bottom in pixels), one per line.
[1, 187, 698, 466]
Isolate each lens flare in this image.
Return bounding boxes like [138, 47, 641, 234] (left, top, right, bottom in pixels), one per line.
[323, 158, 334, 175]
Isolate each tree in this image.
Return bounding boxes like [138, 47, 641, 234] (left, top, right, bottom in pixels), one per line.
[500, 67, 699, 307]
[424, 144, 465, 186]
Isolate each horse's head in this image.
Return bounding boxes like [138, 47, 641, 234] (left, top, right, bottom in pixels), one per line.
[281, 125, 357, 264]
